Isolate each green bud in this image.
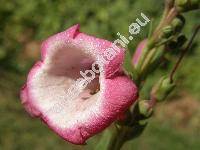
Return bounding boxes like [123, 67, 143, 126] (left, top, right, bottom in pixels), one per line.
[138, 100, 153, 117]
[171, 15, 185, 32]
[162, 26, 174, 38]
[168, 34, 187, 49]
[175, 0, 200, 12]
[0, 48, 6, 60]
[177, 34, 187, 47]
[138, 119, 148, 126]
[151, 76, 176, 102]
[175, 0, 187, 6]
[168, 40, 178, 49]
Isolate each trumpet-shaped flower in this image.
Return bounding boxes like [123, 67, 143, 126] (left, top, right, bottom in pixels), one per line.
[20, 25, 138, 144]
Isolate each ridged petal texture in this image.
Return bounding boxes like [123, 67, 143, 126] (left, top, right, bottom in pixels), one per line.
[21, 24, 138, 144]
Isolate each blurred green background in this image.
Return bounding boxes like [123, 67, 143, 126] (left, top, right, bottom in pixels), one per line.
[0, 0, 199, 150]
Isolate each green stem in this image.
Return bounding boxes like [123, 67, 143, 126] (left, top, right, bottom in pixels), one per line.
[96, 126, 127, 150]
[169, 24, 200, 83]
[108, 129, 124, 150]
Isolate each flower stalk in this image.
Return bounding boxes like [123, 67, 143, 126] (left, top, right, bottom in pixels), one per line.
[170, 25, 200, 83]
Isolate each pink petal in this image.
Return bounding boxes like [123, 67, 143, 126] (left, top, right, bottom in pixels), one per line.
[21, 24, 138, 144]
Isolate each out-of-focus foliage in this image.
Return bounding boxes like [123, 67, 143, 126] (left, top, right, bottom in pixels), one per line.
[0, 0, 199, 150]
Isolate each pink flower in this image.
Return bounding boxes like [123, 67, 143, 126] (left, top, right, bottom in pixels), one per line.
[20, 24, 138, 144]
[132, 39, 147, 65]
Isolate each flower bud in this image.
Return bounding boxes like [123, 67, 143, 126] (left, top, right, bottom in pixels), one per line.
[138, 100, 153, 117]
[132, 39, 147, 66]
[177, 34, 187, 47]
[168, 34, 187, 49]
[175, 0, 200, 12]
[171, 15, 185, 32]
[151, 76, 175, 102]
[0, 48, 6, 60]
[162, 26, 174, 38]
[168, 40, 178, 49]
[175, 0, 187, 6]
